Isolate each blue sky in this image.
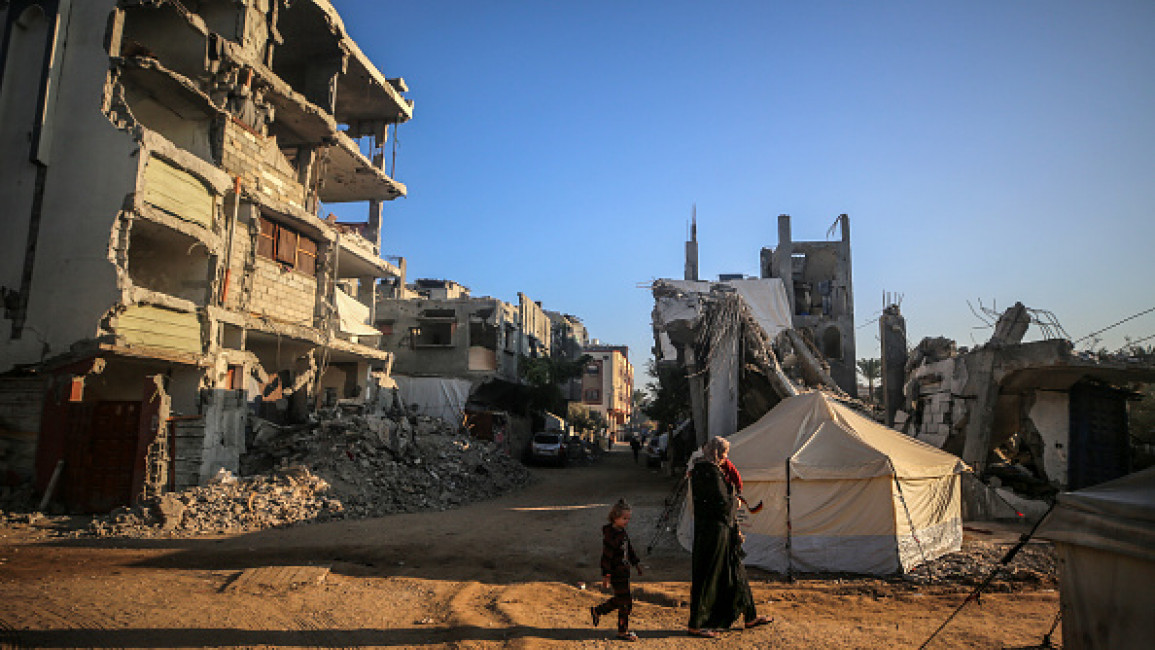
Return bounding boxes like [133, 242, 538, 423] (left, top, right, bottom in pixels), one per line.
[330, 1, 1155, 386]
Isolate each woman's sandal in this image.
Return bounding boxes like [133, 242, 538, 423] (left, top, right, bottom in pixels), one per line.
[617, 631, 638, 641]
[687, 628, 718, 638]
[744, 615, 773, 629]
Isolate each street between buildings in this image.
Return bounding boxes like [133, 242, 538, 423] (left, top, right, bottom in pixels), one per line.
[0, 443, 1059, 649]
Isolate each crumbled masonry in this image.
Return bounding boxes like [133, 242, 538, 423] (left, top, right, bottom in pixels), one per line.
[83, 410, 528, 537]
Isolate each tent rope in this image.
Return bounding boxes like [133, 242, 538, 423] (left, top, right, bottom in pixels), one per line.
[917, 500, 1057, 649]
[889, 460, 929, 568]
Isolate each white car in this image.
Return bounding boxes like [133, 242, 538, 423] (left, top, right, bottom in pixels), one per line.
[530, 432, 566, 466]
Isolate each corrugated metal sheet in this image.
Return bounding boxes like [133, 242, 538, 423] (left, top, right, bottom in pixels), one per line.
[116, 305, 202, 355]
[140, 157, 214, 228]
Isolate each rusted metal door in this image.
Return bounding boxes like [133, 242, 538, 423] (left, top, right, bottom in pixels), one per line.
[74, 401, 140, 512]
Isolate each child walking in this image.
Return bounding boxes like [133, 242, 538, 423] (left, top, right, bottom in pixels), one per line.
[591, 498, 643, 642]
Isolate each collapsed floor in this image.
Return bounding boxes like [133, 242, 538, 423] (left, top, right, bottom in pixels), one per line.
[78, 409, 530, 537]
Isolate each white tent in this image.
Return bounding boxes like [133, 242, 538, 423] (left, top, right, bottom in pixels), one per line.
[1036, 466, 1155, 650]
[678, 391, 967, 574]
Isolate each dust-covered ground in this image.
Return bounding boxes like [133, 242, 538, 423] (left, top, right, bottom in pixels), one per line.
[0, 443, 1061, 649]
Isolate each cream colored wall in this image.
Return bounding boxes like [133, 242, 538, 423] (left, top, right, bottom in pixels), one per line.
[0, 1, 134, 370]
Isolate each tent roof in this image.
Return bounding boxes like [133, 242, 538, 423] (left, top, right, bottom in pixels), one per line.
[728, 391, 967, 481]
[1037, 465, 1155, 562]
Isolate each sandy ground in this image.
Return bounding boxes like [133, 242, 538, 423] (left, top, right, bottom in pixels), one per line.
[0, 444, 1061, 649]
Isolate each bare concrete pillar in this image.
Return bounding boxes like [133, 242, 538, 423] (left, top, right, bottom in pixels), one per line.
[879, 304, 907, 426]
[685, 347, 708, 448]
[368, 199, 382, 253]
[775, 214, 794, 313]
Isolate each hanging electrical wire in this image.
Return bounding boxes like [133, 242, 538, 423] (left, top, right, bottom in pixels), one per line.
[1073, 306, 1155, 345]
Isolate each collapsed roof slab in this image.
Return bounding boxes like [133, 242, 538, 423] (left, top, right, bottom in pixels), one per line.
[115, 56, 225, 122]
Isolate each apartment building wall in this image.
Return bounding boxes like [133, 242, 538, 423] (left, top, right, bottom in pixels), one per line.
[582, 345, 634, 434]
[376, 294, 521, 385]
[0, 0, 412, 510]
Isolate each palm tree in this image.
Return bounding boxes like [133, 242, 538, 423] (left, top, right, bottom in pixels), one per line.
[856, 358, 882, 403]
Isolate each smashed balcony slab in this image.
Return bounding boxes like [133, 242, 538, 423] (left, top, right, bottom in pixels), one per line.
[318, 130, 407, 202]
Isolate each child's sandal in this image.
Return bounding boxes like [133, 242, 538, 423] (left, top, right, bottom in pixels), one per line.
[617, 631, 638, 642]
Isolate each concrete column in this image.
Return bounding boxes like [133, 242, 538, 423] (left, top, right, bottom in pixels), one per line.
[775, 214, 794, 313]
[685, 347, 708, 448]
[367, 199, 382, 253]
[961, 350, 1000, 472]
[879, 305, 908, 426]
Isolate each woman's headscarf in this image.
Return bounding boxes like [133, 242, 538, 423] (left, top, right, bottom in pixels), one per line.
[701, 436, 730, 465]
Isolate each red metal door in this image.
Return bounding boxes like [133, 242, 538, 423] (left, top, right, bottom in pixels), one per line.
[79, 401, 141, 513]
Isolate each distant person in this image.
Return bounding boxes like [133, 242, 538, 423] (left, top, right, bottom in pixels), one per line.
[629, 435, 642, 463]
[591, 498, 643, 642]
[686, 437, 772, 638]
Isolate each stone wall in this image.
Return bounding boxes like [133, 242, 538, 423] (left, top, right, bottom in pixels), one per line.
[250, 258, 317, 326]
[220, 120, 307, 212]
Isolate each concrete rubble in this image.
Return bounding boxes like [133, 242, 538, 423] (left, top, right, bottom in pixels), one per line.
[82, 409, 528, 537]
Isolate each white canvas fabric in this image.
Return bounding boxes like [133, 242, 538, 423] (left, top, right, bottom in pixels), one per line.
[1036, 467, 1155, 650]
[659, 278, 793, 341]
[334, 287, 381, 336]
[391, 375, 471, 424]
[677, 391, 966, 574]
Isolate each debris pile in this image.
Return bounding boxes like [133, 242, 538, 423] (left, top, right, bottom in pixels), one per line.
[88, 465, 340, 537]
[86, 409, 529, 537]
[903, 537, 1056, 588]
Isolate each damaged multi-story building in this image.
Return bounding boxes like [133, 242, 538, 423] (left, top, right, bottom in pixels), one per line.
[546, 310, 589, 403]
[373, 279, 556, 454]
[0, 0, 412, 512]
[760, 213, 856, 394]
[652, 213, 855, 450]
[884, 302, 1155, 515]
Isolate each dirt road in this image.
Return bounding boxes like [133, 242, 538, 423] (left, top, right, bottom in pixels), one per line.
[0, 444, 1060, 648]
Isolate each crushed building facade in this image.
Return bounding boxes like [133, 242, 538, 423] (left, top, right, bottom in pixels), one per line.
[760, 214, 857, 394]
[652, 213, 855, 450]
[374, 279, 560, 457]
[0, 0, 412, 512]
[546, 310, 589, 403]
[886, 302, 1155, 516]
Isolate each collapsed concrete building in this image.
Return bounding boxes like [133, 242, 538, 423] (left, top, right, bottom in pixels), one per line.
[546, 310, 589, 403]
[0, 0, 412, 512]
[373, 279, 564, 456]
[760, 214, 857, 394]
[652, 213, 855, 450]
[885, 302, 1155, 516]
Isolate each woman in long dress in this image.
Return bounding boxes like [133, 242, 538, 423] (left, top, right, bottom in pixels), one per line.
[686, 437, 772, 638]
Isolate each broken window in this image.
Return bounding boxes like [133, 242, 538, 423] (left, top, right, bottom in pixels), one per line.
[256, 216, 318, 277]
[414, 320, 455, 347]
[469, 318, 498, 350]
[125, 219, 212, 303]
[822, 327, 843, 360]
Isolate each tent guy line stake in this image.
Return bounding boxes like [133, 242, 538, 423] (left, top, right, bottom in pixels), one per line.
[917, 500, 1056, 650]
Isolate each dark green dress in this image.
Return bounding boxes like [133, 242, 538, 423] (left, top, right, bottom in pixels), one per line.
[687, 460, 757, 629]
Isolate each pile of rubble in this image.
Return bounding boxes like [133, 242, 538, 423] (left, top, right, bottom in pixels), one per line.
[86, 409, 529, 537]
[903, 536, 1056, 588]
[88, 465, 341, 537]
